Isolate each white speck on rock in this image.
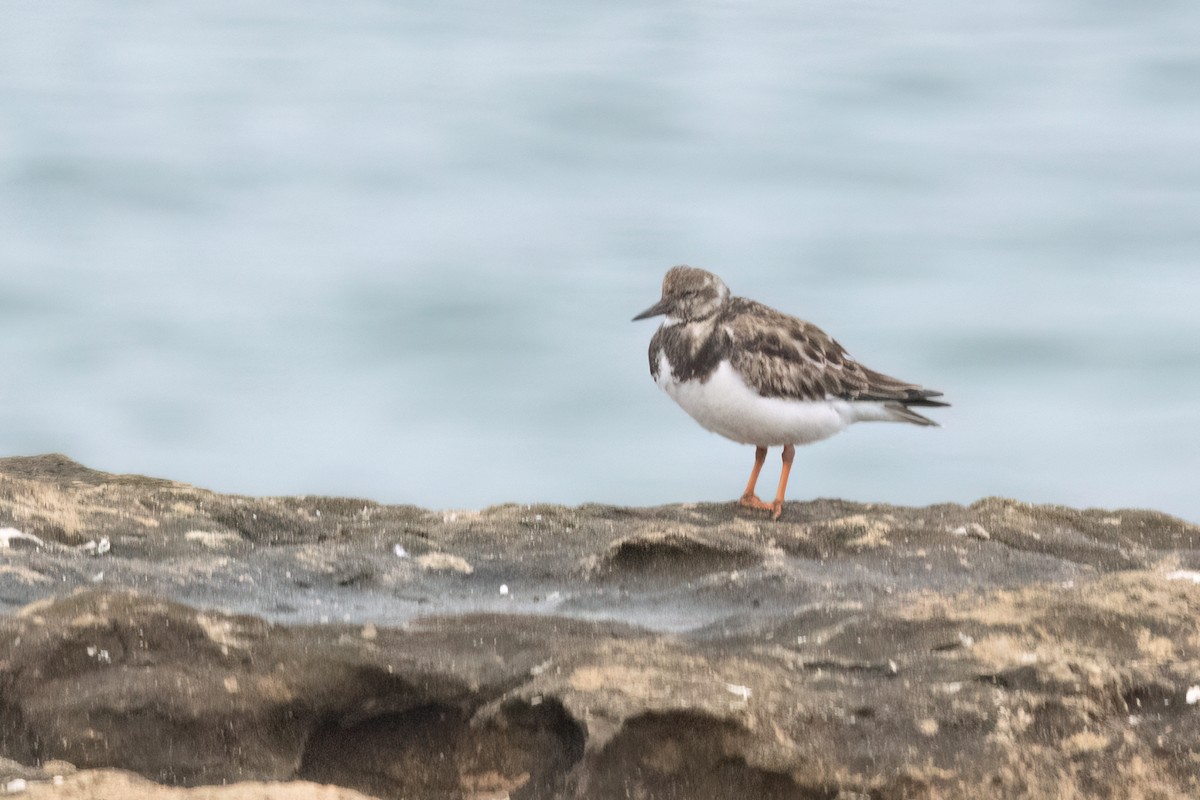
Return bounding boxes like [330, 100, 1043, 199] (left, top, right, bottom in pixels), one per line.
[499, 584, 509, 596]
[81, 538, 111, 556]
[1187, 686, 1200, 705]
[85, 646, 111, 663]
[392, 544, 409, 558]
[0, 528, 43, 549]
[965, 523, 990, 540]
[725, 683, 752, 702]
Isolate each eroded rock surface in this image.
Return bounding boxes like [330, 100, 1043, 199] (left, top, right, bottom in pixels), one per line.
[1, 454, 1199, 799]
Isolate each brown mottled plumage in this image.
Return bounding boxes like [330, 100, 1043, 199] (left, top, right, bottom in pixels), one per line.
[726, 297, 947, 414]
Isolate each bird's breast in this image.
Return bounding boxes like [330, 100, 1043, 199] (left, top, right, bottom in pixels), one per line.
[655, 354, 850, 447]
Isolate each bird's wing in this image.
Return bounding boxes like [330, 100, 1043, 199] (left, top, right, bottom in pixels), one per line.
[724, 299, 945, 405]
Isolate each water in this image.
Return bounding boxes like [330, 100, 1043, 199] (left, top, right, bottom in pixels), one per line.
[1, 1, 1198, 521]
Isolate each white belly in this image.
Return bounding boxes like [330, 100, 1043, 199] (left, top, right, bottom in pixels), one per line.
[655, 352, 869, 447]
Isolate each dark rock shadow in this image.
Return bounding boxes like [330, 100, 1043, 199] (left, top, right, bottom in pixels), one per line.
[298, 698, 584, 800]
[576, 711, 839, 800]
[593, 532, 761, 582]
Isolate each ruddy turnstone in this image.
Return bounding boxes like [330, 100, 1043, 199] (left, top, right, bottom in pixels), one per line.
[633, 266, 948, 520]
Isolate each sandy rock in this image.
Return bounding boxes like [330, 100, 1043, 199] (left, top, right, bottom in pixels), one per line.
[1, 455, 1199, 799]
[13, 769, 374, 799]
[416, 551, 474, 574]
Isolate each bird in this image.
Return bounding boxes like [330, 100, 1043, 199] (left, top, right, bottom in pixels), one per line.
[633, 265, 947, 520]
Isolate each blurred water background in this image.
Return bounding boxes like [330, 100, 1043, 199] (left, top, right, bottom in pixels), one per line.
[1, 1, 1197, 522]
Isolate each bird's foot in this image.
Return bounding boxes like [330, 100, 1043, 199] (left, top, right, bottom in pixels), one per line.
[738, 494, 774, 512]
[738, 494, 786, 520]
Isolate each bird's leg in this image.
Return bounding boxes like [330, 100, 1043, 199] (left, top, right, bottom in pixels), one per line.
[770, 444, 796, 520]
[738, 446, 773, 511]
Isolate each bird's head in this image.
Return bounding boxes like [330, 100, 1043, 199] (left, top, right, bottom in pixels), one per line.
[633, 266, 730, 323]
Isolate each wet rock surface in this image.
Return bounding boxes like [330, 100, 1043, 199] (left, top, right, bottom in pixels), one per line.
[1, 454, 1199, 799]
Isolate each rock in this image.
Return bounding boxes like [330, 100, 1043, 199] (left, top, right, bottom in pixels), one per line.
[416, 552, 474, 574]
[13, 769, 375, 799]
[0, 528, 44, 550]
[1, 455, 1199, 799]
[953, 522, 990, 540]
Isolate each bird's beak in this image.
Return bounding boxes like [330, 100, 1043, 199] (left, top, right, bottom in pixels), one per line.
[632, 297, 672, 321]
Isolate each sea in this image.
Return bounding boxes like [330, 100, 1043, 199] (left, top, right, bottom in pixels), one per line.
[1, 0, 1198, 522]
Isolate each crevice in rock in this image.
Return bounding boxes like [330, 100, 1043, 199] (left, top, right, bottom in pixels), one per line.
[297, 697, 584, 800]
[797, 659, 899, 677]
[210, 506, 321, 546]
[595, 533, 760, 581]
[576, 710, 840, 800]
[0, 695, 39, 767]
[1121, 680, 1186, 716]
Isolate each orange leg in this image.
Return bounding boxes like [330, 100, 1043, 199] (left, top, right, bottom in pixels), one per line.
[738, 446, 773, 511]
[770, 444, 796, 520]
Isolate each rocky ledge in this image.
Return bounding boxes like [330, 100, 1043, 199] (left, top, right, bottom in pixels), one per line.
[0, 454, 1199, 799]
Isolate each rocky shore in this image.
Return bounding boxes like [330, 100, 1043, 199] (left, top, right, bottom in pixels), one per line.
[1, 454, 1198, 799]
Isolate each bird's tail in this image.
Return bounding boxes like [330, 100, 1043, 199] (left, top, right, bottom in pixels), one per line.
[884, 401, 942, 427]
